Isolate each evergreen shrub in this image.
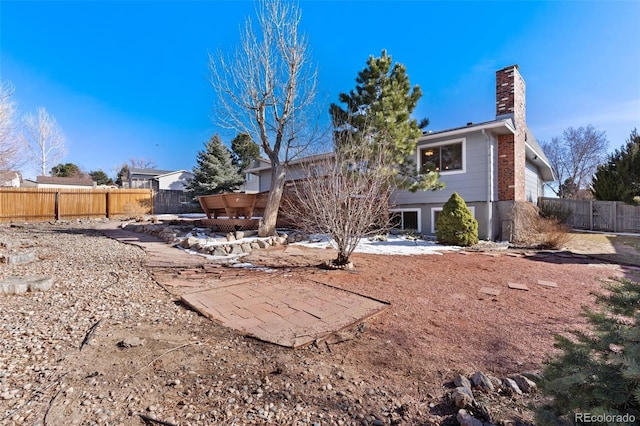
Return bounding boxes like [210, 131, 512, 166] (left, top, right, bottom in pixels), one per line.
[435, 192, 478, 246]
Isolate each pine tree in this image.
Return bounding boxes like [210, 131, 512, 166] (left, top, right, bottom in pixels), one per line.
[186, 135, 244, 197]
[536, 278, 640, 425]
[329, 50, 443, 192]
[592, 128, 640, 204]
[230, 133, 261, 173]
[435, 192, 478, 246]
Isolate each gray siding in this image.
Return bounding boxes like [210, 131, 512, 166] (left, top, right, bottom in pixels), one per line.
[392, 130, 493, 206]
[396, 202, 491, 240]
[244, 173, 260, 193]
[524, 161, 541, 204]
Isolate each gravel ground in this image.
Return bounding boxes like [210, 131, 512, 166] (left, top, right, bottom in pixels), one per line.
[0, 221, 428, 426]
[3, 220, 621, 426]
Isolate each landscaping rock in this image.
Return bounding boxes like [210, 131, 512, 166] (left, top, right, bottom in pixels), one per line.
[456, 409, 483, 426]
[471, 371, 494, 392]
[502, 378, 522, 395]
[453, 374, 472, 389]
[0, 275, 54, 294]
[511, 374, 537, 393]
[256, 239, 269, 249]
[212, 248, 226, 257]
[0, 279, 28, 295]
[117, 337, 145, 348]
[452, 386, 475, 409]
[241, 243, 252, 253]
[4, 251, 37, 265]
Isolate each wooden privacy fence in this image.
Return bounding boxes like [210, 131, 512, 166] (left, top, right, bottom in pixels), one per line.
[539, 197, 640, 233]
[0, 188, 153, 222]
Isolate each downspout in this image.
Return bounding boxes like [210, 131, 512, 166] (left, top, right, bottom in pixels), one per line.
[482, 129, 494, 241]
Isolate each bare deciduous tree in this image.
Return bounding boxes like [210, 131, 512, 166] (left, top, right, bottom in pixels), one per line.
[22, 107, 66, 176]
[541, 125, 608, 198]
[284, 132, 394, 268]
[128, 158, 157, 169]
[209, 0, 319, 237]
[0, 81, 28, 171]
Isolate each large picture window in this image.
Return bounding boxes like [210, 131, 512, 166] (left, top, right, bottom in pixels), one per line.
[420, 141, 463, 173]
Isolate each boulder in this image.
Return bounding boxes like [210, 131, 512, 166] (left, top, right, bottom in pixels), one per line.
[471, 371, 494, 392]
[502, 377, 522, 395]
[511, 374, 537, 393]
[452, 386, 475, 409]
[256, 239, 269, 249]
[456, 409, 483, 426]
[240, 243, 252, 253]
[230, 245, 243, 255]
[453, 374, 472, 389]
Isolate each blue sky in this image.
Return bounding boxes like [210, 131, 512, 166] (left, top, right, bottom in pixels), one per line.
[2, 0, 639, 180]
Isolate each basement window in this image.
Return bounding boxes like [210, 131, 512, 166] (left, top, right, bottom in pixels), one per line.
[390, 209, 420, 232]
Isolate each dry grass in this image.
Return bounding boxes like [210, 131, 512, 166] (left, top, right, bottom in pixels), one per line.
[510, 201, 572, 249]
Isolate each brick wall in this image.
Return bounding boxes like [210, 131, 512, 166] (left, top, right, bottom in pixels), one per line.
[496, 65, 527, 201]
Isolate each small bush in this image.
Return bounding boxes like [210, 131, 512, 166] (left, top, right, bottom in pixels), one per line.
[510, 201, 571, 249]
[435, 192, 478, 246]
[536, 277, 640, 425]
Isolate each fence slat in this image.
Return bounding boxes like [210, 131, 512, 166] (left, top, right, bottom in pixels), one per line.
[0, 188, 153, 222]
[539, 197, 640, 234]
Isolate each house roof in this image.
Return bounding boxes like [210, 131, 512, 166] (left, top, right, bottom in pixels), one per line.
[244, 153, 334, 173]
[244, 119, 554, 182]
[36, 176, 95, 186]
[0, 170, 21, 181]
[154, 170, 193, 179]
[128, 168, 174, 177]
[421, 118, 554, 182]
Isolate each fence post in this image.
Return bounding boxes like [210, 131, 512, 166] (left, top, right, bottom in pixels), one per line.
[613, 201, 617, 233]
[106, 191, 111, 219]
[589, 200, 593, 231]
[55, 191, 60, 221]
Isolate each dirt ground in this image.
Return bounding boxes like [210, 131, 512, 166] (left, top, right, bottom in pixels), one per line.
[2, 223, 639, 426]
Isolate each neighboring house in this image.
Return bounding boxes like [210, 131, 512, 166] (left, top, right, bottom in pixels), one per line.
[126, 168, 194, 191]
[0, 171, 21, 187]
[244, 65, 554, 241]
[241, 158, 272, 193]
[35, 176, 96, 189]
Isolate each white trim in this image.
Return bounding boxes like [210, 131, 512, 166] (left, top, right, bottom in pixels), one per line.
[389, 208, 421, 233]
[431, 205, 476, 234]
[417, 138, 466, 175]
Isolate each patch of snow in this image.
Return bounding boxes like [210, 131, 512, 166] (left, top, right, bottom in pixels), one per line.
[293, 235, 460, 256]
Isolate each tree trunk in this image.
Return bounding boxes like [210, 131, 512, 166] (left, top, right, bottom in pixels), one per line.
[258, 164, 286, 237]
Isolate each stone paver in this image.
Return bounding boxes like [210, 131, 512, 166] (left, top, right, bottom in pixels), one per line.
[508, 282, 530, 291]
[97, 221, 389, 348]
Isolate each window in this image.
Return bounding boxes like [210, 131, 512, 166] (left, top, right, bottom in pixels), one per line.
[420, 140, 464, 174]
[431, 206, 475, 234]
[390, 209, 420, 232]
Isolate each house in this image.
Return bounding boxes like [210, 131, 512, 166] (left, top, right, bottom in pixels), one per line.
[244, 65, 554, 241]
[0, 171, 21, 187]
[243, 153, 336, 194]
[390, 65, 553, 240]
[35, 176, 96, 189]
[125, 168, 194, 191]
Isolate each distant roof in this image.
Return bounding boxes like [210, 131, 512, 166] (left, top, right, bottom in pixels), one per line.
[244, 153, 334, 173]
[36, 176, 94, 186]
[0, 170, 21, 181]
[128, 168, 174, 176]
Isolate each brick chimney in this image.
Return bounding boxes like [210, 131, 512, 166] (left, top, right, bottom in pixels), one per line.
[495, 65, 526, 201]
